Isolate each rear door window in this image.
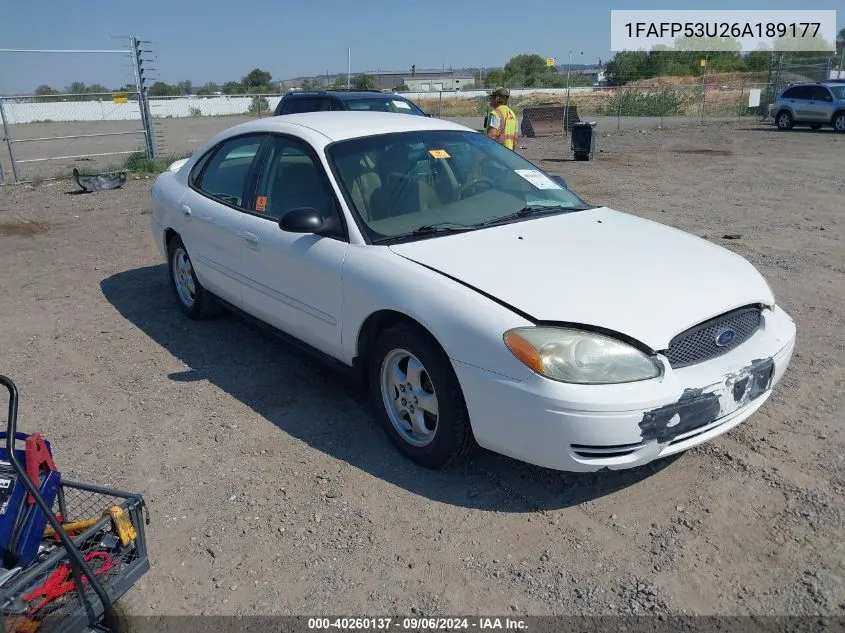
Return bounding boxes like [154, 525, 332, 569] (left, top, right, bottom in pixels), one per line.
[812, 86, 833, 101]
[783, 86, 812, 100]
[194, 135, 265, 207]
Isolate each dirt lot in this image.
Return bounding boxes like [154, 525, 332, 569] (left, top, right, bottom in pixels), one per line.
[0, 121, 843, 619]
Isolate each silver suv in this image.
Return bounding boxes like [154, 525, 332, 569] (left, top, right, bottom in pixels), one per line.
[768, 81, 845, 132]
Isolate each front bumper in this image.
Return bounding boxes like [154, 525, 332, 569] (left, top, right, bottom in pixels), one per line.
[453, 304, 796, 472]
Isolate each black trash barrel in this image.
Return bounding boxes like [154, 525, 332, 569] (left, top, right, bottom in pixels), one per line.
[571, 121, 597, 161]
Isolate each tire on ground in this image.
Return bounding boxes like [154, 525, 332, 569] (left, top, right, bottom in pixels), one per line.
[166, 235, 222, 320]
[368, 323, 476, 469]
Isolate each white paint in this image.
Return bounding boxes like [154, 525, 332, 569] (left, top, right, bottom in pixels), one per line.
[150, 111, 796, 472]
[748, 88, 761, 107]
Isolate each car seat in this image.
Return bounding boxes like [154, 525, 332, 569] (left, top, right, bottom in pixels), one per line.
[369, 144, 441, 221]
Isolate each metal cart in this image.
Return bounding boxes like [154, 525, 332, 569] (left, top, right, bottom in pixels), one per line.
[0, 376, 150, 633]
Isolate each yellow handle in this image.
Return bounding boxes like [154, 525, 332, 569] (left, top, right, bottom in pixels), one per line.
[43, 517, 98, 538]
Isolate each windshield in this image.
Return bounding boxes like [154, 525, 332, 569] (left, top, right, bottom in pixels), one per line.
[327, 130, 590, 243]
[346, 97, 426, 116]
[829, 85, 845, 100]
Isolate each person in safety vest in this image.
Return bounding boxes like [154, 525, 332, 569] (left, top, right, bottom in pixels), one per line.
[484, 87, 518, 150]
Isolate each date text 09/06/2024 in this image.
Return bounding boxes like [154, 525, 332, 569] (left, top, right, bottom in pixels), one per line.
[623, 21, 821, 38]
[307, 617, 528, 630]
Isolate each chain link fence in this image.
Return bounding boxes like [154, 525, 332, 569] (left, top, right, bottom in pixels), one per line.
[0, 92, 149, 183]
[2, 52, 839, 182]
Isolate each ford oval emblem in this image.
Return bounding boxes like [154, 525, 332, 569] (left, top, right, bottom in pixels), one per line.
[715, 328, 737, 347]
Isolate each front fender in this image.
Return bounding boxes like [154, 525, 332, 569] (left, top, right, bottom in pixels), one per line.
[340, 244, 534, 381]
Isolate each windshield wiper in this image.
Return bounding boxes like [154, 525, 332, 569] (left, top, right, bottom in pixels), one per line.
[474, 204, 592, 228]
[372, 222, 476, 244]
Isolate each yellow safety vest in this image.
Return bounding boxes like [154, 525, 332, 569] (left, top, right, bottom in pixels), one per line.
[487, 104, 518, 150]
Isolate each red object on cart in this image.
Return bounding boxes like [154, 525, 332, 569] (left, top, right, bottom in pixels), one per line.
[24, 433, 57, 505]
[21, 552, 112, 614]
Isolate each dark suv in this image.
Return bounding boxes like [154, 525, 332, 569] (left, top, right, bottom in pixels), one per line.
[274, 89, 429, 117]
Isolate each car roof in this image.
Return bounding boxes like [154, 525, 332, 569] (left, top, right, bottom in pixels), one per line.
[226, 111, 475, 143]
[285, 90, 406, 100]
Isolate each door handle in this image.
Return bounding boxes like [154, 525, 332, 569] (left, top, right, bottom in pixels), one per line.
[181, 204, 192, 217]
[240, 231, 260, 249]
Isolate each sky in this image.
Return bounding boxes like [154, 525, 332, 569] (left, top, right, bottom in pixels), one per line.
[0, 0, 841, 94]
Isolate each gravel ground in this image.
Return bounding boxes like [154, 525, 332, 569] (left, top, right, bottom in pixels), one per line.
[0, 121, 842, 619]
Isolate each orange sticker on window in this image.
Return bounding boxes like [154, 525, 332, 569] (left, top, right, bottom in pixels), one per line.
[256, 196, 267, 212]
[428, 149, 450, 159]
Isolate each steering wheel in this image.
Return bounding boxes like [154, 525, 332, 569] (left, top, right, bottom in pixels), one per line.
[459, 177, 495, 199]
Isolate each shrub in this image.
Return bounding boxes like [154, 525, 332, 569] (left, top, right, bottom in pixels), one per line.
[248, 95, 270, 115]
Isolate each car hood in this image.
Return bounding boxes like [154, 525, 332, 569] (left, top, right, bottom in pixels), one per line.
[388, 207, 774, 351]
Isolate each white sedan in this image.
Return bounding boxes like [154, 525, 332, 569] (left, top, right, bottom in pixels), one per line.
[149, 111, 796, 472]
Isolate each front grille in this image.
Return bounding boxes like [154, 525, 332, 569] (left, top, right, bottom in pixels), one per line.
[665, 306, 762, 368]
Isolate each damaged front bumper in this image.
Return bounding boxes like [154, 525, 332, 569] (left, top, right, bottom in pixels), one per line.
[453, 304, 796, 472]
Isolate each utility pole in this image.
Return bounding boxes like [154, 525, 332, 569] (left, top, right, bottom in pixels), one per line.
[347, 47, 351, 88]
[839, 45, 844, 79]
[565, 50, 572, 135]
[131, 35, 155, 159]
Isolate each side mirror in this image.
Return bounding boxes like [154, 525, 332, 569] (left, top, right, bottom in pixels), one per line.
[279, 207, 324, 233]
[551, 175, 568, 189]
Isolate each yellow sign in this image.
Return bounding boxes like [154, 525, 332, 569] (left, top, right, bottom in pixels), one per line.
[428, 149, 451, 159]
[546, 57, 555, 67]
[112, 93, 128, 103]
[700, 59, 706, 67]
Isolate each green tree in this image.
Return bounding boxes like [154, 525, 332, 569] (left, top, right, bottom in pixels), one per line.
[352, 73, 374, 89]
[34, 84, 59, 96]
[503, 53, 549, 87]
[604, 51, 650, 85]
[242, 68, 272, 89]
[331, 77, 346, 89]
[482, 68, 506, 88]
[838, 27, 845, 56]
[196, 82, 217, 95]
[222, 81, 246, 95]
[176, 80, 193, 95]
[744, 48, 773, 71]
[300, 79, 319, 90]
[148, 81, 177, 96]
[394, 82, 409, 91]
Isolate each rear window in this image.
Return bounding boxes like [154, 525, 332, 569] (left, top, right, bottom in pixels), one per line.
[280, 97, 332, 114]
[828, 85, 845, 100]
[345, 97, 425, 115]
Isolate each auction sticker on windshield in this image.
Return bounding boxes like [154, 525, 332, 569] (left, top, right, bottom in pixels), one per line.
[429, 149, 451, 159]
[392, 100, 411, 109]
[514, 169, 563, 190]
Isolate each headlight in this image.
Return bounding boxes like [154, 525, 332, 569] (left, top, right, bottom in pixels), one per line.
[503, 326, 662, 384]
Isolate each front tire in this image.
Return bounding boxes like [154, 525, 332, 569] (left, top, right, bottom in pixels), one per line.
[833, 112, 845, 133]
[775, 110, 793, 130]
[368, 324, 475, 468]
[167, 236, 220, 320]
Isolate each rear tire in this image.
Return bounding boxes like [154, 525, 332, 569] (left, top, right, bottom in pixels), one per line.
[775, 110, 793, 130]
[167, 236, 221, 320]
[368, 323, 475, 469]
